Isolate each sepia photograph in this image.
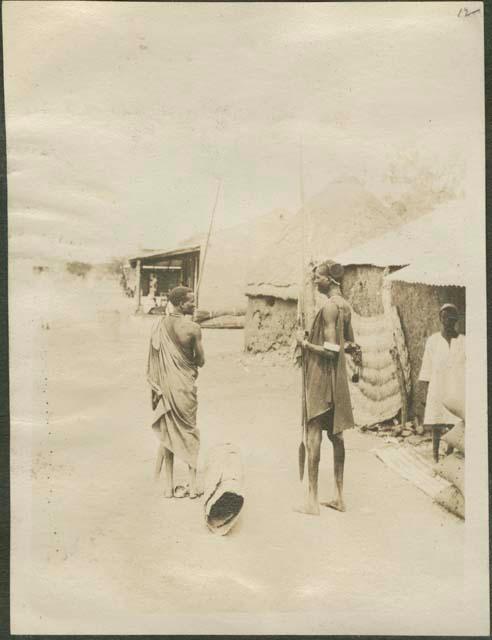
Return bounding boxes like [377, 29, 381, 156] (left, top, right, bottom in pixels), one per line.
[5, 1, 489, 635]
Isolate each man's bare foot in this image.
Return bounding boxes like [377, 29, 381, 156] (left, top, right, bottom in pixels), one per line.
[320, 499, 346, 512]
[189, 488, 204, 500]
[293, 503, 320, 516]
[189, 486, 205, 499]
[163, 488, 174, 499]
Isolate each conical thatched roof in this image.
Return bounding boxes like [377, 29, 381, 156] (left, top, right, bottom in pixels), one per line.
[245, 179, 434, 301]
[189, 208, 292, 312]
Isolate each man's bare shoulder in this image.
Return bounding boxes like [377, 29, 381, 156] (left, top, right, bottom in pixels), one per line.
[321, 300, 339, 321]
[188, 319, 202, 335]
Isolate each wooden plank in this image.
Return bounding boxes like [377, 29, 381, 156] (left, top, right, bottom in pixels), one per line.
[373, 444, 450, 498]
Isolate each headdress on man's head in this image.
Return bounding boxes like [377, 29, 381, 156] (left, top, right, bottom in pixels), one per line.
[318, 260, 344, 286]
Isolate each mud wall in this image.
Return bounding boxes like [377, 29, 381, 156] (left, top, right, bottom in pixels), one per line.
[245, 275, 466, 419]
[342, 265, 386, 316]
[244, 296, 297, 353]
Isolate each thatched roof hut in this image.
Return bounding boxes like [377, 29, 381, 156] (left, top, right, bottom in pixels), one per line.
[245, 178, 410, 302]
[244, 191, 466, 427]
[335, 200, 465, 276]
[244, 179, 428, 355]
[334, 200, 466, 422]
[189, 208, 292, 314]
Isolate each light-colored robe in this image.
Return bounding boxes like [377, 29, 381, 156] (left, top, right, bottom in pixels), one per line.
[147, 318, 199, 468]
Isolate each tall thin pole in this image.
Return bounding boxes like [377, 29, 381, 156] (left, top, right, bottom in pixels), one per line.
[196, 179, 221, 309]
[297, 140, 308, 482]
[299, 141, 306, 325]
[136, 259, 142, 313]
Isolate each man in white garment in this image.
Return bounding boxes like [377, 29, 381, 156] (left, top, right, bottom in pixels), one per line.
[418, 303, 465, 462]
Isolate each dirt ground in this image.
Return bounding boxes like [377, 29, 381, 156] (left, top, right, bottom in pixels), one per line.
[11, 299, 468, 634]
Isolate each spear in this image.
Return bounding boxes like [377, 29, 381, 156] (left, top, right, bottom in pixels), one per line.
[195, 180, 221, 311]
[298, 142, 308, 481]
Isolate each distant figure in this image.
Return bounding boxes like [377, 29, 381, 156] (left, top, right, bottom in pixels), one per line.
[160, 294, 169, 314]
[147, 286, 205, 498]
[148, 294, 169, 315]
[418, 303, 464, 463]
[149, 273, 158, 300]
[295, 260, 356, 515]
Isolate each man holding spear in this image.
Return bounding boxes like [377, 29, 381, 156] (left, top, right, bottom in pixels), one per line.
[293, 144, 356, 515]
[148, 286, 205, 498]
[295, 260, 356, 515]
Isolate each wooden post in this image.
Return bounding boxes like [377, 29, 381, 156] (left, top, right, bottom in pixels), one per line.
[136, 260, 142, 312]
[391, 345, 408, 429]
[193, 253, 199, 295]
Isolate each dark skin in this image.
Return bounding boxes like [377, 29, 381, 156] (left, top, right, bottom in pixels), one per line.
[164, 293, 205, 368]
[294, 266, 352, 515]
[418, 307, 458, 462]
[154, 292, 205, 498]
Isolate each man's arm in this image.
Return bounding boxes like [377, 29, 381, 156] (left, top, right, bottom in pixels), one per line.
[151, 389, 160, 410]
[193, 325, 205, 368]
[417, 338, 432, 423]
[345, 310, 355, 343]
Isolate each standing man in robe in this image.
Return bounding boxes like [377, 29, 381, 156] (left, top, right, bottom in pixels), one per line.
[418, 303, 464, 462]
[295, 260, 355, 515]
[147, 286, 205, 498]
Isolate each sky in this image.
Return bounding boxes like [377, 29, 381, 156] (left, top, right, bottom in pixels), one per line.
[3, 1, 484, 262]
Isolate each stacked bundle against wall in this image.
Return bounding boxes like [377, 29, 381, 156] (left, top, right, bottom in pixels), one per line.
[347, 311, 409, 427]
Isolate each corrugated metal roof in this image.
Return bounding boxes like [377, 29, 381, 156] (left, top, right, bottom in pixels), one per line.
[385, 256, 466, 287]
[334, 200, 466, 268]
[128, 245, 201, 267]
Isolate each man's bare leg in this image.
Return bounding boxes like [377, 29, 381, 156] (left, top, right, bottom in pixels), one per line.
[321, 432, 346, 512]
[432, 425, 442, 463]
[163, 447, 174, 498]
[188, 465, 198, 499]
[294, 419, 321, 515]
[154, 442, 165, 481]
[443, 424, 454, 457]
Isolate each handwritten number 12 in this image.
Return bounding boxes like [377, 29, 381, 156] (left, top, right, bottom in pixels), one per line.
[458, 7, 481, 17]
